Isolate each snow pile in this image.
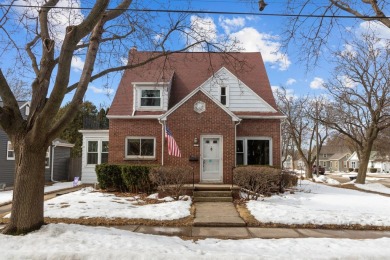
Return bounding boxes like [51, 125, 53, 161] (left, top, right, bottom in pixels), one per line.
[4, 187, 191, 220]
[355, 183, 390, 195]
[247, 180, 390, 226]
[314, 175, 340, 185]
[1, 224, 390, 259]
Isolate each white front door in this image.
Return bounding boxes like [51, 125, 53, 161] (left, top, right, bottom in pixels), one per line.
[201, 136, 222, 182]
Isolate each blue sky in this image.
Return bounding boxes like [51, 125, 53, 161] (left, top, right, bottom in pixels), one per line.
[3, 0, 389, 107]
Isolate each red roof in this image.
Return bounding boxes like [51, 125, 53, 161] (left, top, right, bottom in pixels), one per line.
[109, 51, 279, 116]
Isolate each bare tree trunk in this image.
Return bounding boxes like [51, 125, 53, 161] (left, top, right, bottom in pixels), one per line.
[305, 162, 314, 179]
[356, 149, 371, 184]
[2, 140, 46, 235]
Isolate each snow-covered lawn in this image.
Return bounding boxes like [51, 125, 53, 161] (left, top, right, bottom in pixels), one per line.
[42, 187, 191, 220]
[3, 187, 191, 220]
[247, 180, 390, 226]
[0, 223, 390, 259]
[0, 182, 76, 205]
[355, 183, 390, 195]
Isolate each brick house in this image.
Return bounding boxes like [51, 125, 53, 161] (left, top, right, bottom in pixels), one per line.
[81, 51, 284, 184]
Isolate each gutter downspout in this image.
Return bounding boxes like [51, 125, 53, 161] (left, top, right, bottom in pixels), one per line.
[158, 119, 165, 165]
[51, 141, 60, 182]
[233, 119, 242, 187]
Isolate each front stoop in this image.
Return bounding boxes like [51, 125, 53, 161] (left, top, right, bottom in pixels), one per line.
[192, 184, 238, 202]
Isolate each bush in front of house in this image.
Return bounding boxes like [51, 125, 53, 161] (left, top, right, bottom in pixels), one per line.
[354, 168, 359, 172]
[348, 168, 354, 172]
[95, 164, 124, 191]
[369, 168, 378, 173]
[121, 165, 156, 193]
[233, 166, 281, 200]
[149, 166, 193, 200]
[280, 170, 298, 191]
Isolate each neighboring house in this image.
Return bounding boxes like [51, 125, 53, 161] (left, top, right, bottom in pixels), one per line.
[348, 151, 390, 173]
[81, 51, 285, 184]
[318, 145, 351, 172]
[283, 155, 293, 170]
[0, 101, 74, 187]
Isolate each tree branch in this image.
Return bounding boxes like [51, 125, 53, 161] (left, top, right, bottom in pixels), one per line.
[25, 35, 41, 76]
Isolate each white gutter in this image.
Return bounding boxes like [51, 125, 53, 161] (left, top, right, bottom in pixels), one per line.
[234, 119, 242, 167]
[158, 119, 165, 165]
[107, 115, 161, 119]
[50, 140, 60, 183]
[237, 115, 287, 119]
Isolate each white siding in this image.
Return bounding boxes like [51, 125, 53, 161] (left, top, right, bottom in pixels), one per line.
[201, 68, 276, 112]
[80, 130, 109, 184]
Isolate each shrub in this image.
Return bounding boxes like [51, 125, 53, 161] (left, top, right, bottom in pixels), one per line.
[348, 168, 354, 172]
[149, 166, 193, 200]
[233, 166, 281, 200]
[354, 168, 359, 172]
[369, 168, 377, 173]
[280, 170, 298, 191]
[95, 164, 124, 191]
[121, 165, 156, 193]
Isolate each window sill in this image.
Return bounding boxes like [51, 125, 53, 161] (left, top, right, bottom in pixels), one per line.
[124, 157, 156, 161]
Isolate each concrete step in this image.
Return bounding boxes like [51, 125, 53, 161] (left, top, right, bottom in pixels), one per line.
[193, 191, 232, 197]
[195, 185, 233, 191]
[193, 197, 233, 202]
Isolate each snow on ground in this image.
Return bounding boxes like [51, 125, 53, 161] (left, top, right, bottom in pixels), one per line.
[0, 182, 75, 205]
[313, 175, 340, 185]
[1, 223, 390, 260]
[355, 183, 390, 195]
[5, 187, 191, 220]
[248, 180, 390, 226]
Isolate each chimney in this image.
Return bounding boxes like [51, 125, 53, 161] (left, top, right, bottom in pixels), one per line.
[128, 46, 137, 64]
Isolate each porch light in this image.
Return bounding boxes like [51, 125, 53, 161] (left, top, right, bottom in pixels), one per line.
[194, 137, 199, 146]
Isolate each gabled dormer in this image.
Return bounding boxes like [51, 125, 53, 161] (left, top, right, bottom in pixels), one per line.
[133, 82, 171, 112]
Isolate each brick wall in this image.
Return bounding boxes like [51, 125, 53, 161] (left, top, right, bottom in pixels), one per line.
[109, 91, 282, 183]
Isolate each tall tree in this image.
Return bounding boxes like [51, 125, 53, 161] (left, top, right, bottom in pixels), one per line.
[322, 33, 390, 184]
[275, 88, 329, 178]
[0, 1, 236, 234]
[283, 0, 390, 66]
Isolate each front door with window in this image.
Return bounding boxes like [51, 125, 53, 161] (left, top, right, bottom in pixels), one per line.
[201, 136, 222, 182]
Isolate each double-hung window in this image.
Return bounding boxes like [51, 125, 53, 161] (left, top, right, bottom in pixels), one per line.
[220, 86, 227, 105]
[86, 140, 109, 165]
[236, 138, 272, 166]
[7, 141, 14, 160]
[140, 89, 161, 107]
[126, 137, 155, 159]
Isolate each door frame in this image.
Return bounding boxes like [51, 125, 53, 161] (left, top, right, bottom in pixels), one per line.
[200, 135, 223, 183]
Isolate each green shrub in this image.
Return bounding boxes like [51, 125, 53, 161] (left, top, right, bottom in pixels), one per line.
[233, 166, 281, 200]
[95, 164, 124, 191]
[121, 165, 156, 193]
[369, 168, 377, 173]
[348, 168, 354, 172]
[149, 166, 193, 200]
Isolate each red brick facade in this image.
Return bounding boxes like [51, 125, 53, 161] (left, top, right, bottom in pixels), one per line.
[108, 91, 282, 184]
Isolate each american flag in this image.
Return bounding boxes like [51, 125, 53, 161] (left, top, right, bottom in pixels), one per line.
[165, 126, 181, 157]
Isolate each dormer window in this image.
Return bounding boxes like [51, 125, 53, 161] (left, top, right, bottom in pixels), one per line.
[140, 89, 161, 108]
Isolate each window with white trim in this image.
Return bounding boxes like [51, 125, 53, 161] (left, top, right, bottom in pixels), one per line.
[220, 86, 228, 106]
[86, 140, 109, 165]
[101, 141, 109, 163]
[87, 141, 98, 165]
[126, 137, 155, 159]
[7, 141, 14, 160]
[45, 148, 50, 168]
[236, 138, 271, 165]
[140, 89, 161, 107]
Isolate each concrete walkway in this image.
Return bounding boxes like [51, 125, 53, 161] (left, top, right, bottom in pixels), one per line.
[194, 202, 246, 227]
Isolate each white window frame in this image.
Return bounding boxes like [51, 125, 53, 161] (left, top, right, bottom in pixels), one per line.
[125, 136, 156, 159]
[7, 141, 15, 160]
[220, 86, 229, 107]
[45, 148, 50, 168]
[139, 88, 162, 110]
[236, 137, 272, 166]
[86, 140, 109, 166]
[351, 161, 356, 169]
